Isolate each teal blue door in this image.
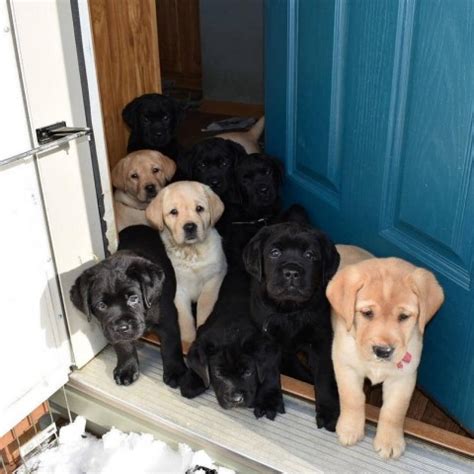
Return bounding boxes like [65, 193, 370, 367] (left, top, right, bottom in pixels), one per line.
[265, 0, 474, 431]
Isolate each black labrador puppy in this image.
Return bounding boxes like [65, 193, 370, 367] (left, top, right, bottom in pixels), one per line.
[177, 137, 246, 203]
[70, 225, 186, 388]
[222, 153, 284, 266]
[122, 93, 183, 159]
[180, 269, 284, 420]
[243, 221, 341, 431]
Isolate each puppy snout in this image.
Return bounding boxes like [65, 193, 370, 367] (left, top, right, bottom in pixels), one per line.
[372, 345, 395, 360]
[258, 184, 269, 195]
[115, 321, 131, 333]
[183, 222, 197, 235]
[282, 264, 301, 284]
[231, 392, 244, 403]
[209, 177, 221, 188]
[145, 184, 157, 197]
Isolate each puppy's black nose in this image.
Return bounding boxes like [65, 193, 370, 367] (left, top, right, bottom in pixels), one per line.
[283, 266, 300, 281]
[183, 222, 197, 234]
[231, 392, 244, 403]
[116, 322, 130, 333]
[258, 185, 269, 194]
[373, 345, 394, 359]
[209, 178, 220, 187]
[145, 184, 156, 195]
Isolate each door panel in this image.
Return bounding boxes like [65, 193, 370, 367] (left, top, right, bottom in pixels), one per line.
[265, 0, 474, 430]
[10, 0, 115, 368]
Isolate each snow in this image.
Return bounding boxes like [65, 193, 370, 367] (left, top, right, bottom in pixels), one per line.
[17, 416, 235, 474]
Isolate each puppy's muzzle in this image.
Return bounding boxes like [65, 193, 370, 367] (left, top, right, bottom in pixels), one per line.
[221, 390, 246, 409]
[372, 345, 395, 360]
[183, 222, 197, 240]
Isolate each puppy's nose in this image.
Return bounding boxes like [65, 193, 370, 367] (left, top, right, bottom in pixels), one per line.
[258, 185, 269, 194]
[283, 266, 300, 281]
[372, 345, 394, 359]
[209, 178, 220, 187]
[116, 322, 130, 333]
[231, 392, 244, 403]
[145, 184, 156, 195]
[183, 222, 197, 234]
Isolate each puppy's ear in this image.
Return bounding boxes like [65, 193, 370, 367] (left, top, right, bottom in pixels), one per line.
[203, 184, 224, 226]
[269, 155, 284, 186]
[70, 268, 95, 322]
[111, 157, 129, 190]
[145, 189, 166, 231]
[407, 268, 444, 334]
[242, 226, 273, 282]
[225, 140, 246, 161]
[311, 229, 340, 286]
[158, 153, 177, 182]
[326, 265, 366, 331]
[122, 96, 141, 129]
[126, 258, 165, 309]
[186, 339, 211, 388]
[243, 335, 280, 384]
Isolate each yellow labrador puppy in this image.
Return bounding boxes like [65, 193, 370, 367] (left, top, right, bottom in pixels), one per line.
[216, 116, 265, 154]
[146, 181, 227, 343]
[112, 150, 176, 232]
[327, 245, 444, 459]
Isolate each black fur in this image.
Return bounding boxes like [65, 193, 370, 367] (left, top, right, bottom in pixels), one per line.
[122, 93, 184, 159]
[181, 269, 284, 420]
[243, 221, 341, 431]
[177, 137, 246, 203]
[70, 225, 186, 388]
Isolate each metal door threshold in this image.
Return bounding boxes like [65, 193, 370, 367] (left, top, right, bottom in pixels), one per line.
[58, 343, 472, 473]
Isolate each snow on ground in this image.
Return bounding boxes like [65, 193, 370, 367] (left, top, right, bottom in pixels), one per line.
[17, 416, 235, 474]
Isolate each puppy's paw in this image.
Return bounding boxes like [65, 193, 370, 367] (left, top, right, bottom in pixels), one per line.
[163, 362, 187, 389]
[113, 361, 139, 386]
[179, 369, 208, 399]
[180, 328, 197, 345]
[373, 429, 406, 459]
[315, 402, 340, 432]
[336, 415, 365, 446]
[253, 390, 285, 421]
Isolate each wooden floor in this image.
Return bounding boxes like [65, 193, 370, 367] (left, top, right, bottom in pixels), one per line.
[176, 100, 472, 440]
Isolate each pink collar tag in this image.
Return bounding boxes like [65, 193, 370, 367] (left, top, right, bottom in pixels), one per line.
[397, 351, 412, 369]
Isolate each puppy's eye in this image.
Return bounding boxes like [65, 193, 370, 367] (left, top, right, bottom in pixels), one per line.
[95, 301, 107, 311]
[270, 248, 281, 258]
[128, 294, 139, 305]
[152, 167, 160, 174]
[162, 114, 169, 121]
[360, 309, 374, 319]
[131, 173, 139, 180]
[264, 168, 272, 175]
[170, 208, 178, 216]
[196, 205, 204, 213]
[220, 159, 229, 168]
[399, 313, 411, 322]
[304, 250, 317, 260]
[143, 117, 150, 124]
[199, 162, 207, 169]
[242, 368, 253, 377]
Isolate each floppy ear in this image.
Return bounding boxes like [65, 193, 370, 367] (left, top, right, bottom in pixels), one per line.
[312, 230, 340, 286]
[242, 226, 273, 282]
[111, 157, 129, 190]
[269, 155, 285, 185]
[203, 184, 225, 226]
[186, 338, 211, 388]
[407, 268, 444, 334]
[122, 96, 141, 129]
[145, 189, 166, 231]
[157, 153, 177, 182]
[242, 334, 280, 384]
[70, 268, 95, 322]
[326, 264, 366, 331]
[126, 258, 165, 309]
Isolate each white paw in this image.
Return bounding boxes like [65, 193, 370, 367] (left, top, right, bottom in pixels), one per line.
[336, 416, 365, 446]
[180, 328, 196, 344]
[373, 430, 406, 459]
